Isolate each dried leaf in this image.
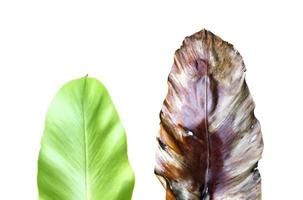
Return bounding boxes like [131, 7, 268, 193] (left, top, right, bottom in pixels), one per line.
[155, 29, 263, 200]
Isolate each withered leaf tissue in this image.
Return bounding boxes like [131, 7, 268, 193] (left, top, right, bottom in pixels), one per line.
[155, 29, 263, 200]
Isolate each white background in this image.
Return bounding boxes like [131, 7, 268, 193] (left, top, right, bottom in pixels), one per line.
[0, 0, 302, 199]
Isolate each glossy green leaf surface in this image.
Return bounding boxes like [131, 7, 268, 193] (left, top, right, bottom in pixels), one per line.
[38, 77, 135, 200]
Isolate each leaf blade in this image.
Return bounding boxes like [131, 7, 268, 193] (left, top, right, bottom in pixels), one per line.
[38, 77, 134, 200]
[155, 29, 263, 200]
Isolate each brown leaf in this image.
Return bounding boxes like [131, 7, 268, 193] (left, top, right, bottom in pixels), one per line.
[155, 29, 263, 200]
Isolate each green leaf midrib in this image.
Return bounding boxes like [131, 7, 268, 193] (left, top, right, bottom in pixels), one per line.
[81, 77, 89, 199]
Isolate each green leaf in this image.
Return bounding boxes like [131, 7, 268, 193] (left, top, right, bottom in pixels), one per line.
[38, 76, 135, 200]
